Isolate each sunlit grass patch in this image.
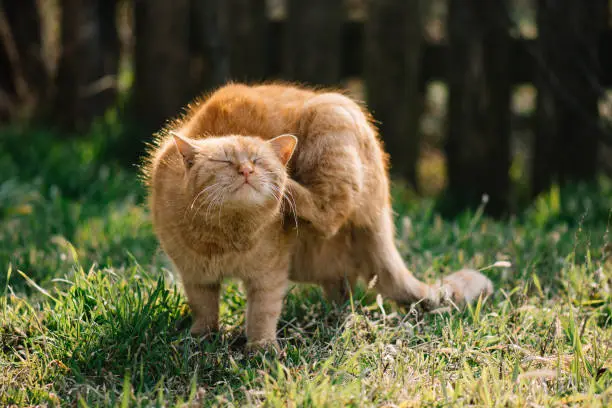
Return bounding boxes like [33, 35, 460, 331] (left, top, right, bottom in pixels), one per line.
[0, 128, 610, 406]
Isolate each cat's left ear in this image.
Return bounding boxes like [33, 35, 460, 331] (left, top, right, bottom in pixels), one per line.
[171, 131, 198, 169]
[267, 134, 297, 166]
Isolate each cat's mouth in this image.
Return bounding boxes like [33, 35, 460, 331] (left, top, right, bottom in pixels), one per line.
[233, 180, 258, 193]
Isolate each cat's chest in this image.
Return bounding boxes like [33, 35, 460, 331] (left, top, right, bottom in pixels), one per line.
[198, 247, 270, 281]
[172, 222, 289, 281]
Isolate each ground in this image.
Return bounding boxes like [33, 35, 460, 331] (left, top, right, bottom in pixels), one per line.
[0, 128, 610, 407]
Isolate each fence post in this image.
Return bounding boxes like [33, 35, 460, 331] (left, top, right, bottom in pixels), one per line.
[190, 0, 229, 94]
[222, 0, 267, 83]
[532, 0, 606, 197]
[0, 0, 48, 121]
[365, 0, 423, 189]
[54, 0, 112, 131]
[445, 0, 511, 216]
[99, 0, 119, 110]
[284, 0, 343, 85]
[133, 0, 190, 133]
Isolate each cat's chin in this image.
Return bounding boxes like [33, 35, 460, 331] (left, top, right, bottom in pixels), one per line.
[226, 182, 273, 207]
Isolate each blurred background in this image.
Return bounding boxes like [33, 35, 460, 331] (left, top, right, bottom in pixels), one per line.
[1, 0, 612, 216]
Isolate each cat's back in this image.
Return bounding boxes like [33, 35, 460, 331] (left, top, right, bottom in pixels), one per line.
[251, 83, 315, 108]
[181, 83, 316, 139]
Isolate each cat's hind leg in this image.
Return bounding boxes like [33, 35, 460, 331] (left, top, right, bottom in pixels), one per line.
[321, 276, 355, 305]
[286, 94, 370, 239]
[286, 154, 360, 240]
[357, 209, 494, 309]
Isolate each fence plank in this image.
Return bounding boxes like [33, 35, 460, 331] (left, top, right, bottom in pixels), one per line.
[0, 0, 48, 120]
[445, 0, 512, 216]
[222, 0, 267, 82]
[284, 0, 343, 85]
[365, 0, 423, 188]
[133, 0, 190, 132]
[190, 0, 229, 94]
[99, 0, 119, 110]
[54, 0, 109, 131]
[532, 0, 606, 197]
[267, 22, 612, 88]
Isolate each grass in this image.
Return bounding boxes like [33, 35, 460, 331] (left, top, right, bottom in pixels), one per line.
[0, 127, 611, 407]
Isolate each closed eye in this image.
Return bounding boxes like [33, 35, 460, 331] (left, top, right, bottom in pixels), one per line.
[209, 158, 233, 165]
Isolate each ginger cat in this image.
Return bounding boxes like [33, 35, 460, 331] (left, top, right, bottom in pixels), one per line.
[143, 82, 493, 350]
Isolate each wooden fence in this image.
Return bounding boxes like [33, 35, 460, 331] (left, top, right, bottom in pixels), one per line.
[141, 0, 611, 215]
[2, 0, 611, 215]
[267, 21, 612, 89]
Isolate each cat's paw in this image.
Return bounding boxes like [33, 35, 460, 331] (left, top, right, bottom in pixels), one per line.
[190, 320, 219, 338]
[439, 269, 494, 307]
[245, 339, 283, 357]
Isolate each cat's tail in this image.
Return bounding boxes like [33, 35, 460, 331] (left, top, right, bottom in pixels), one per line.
[369, 209, 494, 310]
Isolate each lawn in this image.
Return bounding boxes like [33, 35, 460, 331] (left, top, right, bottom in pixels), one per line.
[1, 127, 610, 407]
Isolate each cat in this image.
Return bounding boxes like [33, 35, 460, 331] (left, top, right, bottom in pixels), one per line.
[143, 82, 493, 350]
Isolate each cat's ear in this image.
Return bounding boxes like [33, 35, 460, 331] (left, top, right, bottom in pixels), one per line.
[267, 134, 297, 166]
[171, 131, 198, 169]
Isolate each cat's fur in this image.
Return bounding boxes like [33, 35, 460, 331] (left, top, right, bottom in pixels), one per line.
[143, 82, 493, 349]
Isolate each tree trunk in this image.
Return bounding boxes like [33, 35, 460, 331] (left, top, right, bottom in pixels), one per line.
[221, 0, 267, 82]
[284, 0, 343, 85]
[445, 0, 512, 216]
[532, 0, 605, 197]
[133, 0, 190, 133]
[365, 0, 423, 189]
[189, 0, 229, 95]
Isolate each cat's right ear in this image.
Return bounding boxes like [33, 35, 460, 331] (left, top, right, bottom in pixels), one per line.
[171, 131, 198, 169]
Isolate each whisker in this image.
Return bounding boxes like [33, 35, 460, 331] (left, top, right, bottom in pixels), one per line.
[190, 183, 221, 210]
[268, 184, 286, 211]
[184, 183, 222, 222]
[215, 189, 228, 227]
[192, 184, 223, 223]
[204, 186, 226, 222]
[283, 189, 299, 234]
[269, 182, 299, 234]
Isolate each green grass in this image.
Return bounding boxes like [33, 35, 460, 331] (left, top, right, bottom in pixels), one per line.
[1, 127, 611, 407]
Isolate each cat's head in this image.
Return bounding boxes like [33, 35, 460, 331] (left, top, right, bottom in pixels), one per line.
[170, 131, 297, 216]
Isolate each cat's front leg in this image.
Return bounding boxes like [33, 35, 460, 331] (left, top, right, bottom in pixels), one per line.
[244, 274, 288, 351]
[183, 281, 221, 336]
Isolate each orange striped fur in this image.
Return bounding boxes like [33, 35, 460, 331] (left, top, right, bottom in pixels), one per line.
[143, 82, 493, 350]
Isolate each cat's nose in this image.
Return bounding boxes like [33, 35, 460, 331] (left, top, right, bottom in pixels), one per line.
[238, 163, 254, 179]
